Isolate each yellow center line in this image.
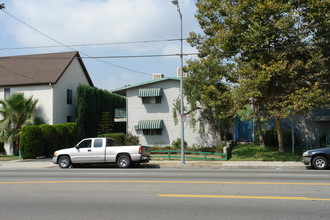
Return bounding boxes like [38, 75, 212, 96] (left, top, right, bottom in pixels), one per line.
[0, 180, 329, 185]
[158, 194, 330, 201]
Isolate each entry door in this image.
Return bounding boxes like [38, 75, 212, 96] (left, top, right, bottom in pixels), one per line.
[71, 139, 92, 163]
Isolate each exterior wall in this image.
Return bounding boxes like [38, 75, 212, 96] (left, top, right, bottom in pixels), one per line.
[126, 79, 216, 147]
[282, 112, 330, 147]
[5, 85, 54, 124]
[52, 58, 91, 124]
[0, 85, 53, 154]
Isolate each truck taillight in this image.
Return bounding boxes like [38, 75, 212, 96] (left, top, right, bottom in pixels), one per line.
[139, 146, 142, 154]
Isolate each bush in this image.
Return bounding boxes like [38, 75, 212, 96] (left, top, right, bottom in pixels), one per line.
[98, 133, 125, 145]
[124, 133, 139, 145]
[63, 122, 78, 147]
[172, 138, 188, 149]
[39, 124, 59, 157]
[53, 124, 70, 149]
[20, 125, 44, 159]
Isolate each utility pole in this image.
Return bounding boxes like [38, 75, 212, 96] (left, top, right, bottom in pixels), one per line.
[171, 0, 185, 165]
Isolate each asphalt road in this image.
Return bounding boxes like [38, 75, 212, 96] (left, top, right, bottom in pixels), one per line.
[1, 168, 329, 220]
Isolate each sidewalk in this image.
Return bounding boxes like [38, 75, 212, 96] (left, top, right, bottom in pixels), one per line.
[0, 158, 306, 170]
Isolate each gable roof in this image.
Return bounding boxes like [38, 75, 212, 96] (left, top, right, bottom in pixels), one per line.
[0, 51, 94, 87]
[111, 77, 180, 96]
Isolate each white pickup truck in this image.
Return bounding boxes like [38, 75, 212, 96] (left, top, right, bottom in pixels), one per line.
[52, 137, 151, 168]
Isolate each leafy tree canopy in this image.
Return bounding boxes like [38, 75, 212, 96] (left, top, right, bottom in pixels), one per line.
[186, 0, 329, 152]
[0, 93, 38, 152]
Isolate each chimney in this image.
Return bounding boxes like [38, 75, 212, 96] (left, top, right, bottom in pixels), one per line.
[152, 73, 164, 80]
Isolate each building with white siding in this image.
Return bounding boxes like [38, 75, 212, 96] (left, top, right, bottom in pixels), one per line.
[112, 75, 217, 147]
[0, 51, 93, 154]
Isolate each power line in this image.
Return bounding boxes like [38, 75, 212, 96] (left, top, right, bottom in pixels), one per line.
[0, 38, 187, 51]
[0, 7, 152, 76]
[0, 53, 199, 60]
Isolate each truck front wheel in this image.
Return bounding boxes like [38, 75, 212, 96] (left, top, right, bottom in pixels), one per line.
[312, 156, 328, 170]
[117, 155, 131, 168]
[58, 155, 72, 169]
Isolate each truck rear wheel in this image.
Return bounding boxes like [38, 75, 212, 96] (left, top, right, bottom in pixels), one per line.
[58, 155, 71, 169]
[117, 155, 131, 168]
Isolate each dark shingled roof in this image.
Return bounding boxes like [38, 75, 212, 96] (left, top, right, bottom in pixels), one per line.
[0, 51, 94, 87]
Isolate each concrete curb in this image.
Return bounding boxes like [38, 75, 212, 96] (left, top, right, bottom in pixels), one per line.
[0, 158, 306, 170]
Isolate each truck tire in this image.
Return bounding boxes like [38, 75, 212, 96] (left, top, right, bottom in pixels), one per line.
[117, 155, 131, 168]
[58, 155, 72, 169]
[312, 156, 328, 170]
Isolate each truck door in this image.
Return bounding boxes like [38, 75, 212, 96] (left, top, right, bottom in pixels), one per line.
[71, 139, 92, 163]
[91, 138, 105, 163]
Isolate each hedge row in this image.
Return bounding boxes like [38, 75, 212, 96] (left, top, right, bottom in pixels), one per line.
[76, 85, 126, 139]
[20, 123, 78, 159]
[98, 133, 139, 146]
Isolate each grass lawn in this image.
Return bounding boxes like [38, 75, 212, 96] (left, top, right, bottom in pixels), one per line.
[230, 145, 302, 161]
[0, 155, 19, 161]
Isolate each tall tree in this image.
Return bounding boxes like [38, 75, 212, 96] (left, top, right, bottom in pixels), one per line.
[188, 0, 330, 152]
[0, 93, 38, 154]
[182, 58, 234, 143]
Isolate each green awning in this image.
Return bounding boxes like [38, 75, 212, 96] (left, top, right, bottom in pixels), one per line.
[138, 88, 163, 97]
[138, 120, 164, 129]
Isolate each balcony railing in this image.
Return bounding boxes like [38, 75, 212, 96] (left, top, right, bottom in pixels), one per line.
[115, 108, 126, 118]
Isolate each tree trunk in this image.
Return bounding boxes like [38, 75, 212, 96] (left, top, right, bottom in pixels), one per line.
[215, 129, 222, 143]
[256, 118, 265, 147]
[275, 116, 284, 153]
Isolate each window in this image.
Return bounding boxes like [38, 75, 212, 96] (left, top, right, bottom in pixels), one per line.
[67, 116, 72, 122]
[138, 120, 164, 135]
[106, 138, 116, 146]
[142, 96, 161, 104]
[4, 88, 10, 100]
[93, 139, 103, 148]
[67, 89, 72, 104]
[138, 88, 163, 104]
[77, 140, 91, 148]
[143, 129, 162, 135]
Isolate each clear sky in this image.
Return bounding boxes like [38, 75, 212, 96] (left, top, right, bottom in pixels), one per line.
[0, 0, 200, 90]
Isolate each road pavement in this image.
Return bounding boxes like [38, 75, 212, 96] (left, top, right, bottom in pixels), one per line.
[1, 168, 329, 220]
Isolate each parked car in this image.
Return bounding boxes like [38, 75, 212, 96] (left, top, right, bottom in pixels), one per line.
[53, 137, 151, 168]
[302, 148, 330, 169]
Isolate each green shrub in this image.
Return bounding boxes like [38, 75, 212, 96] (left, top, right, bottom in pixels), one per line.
[124, 133, 139, 145]
[98, 133, 125, 145]
[20, 125, 44, 159]
[39, 124, 59, 157]
[64, 122, 78, 147]
[76, 85, 126, 139]
[53, 124, 70, 149]
[172, 138, 188, 149]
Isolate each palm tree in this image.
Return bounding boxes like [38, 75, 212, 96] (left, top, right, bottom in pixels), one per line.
[0, 93, 38, 156]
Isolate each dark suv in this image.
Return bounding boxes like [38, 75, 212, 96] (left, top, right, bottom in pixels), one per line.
[302, 148, 330, 169]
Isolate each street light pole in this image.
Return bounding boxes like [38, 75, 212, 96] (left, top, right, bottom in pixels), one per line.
[171, 0, 185, 164]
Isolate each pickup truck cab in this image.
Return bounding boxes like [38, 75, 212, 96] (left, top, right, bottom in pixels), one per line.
[53, 137, 151, 168]
[302, 147, 330, 169]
